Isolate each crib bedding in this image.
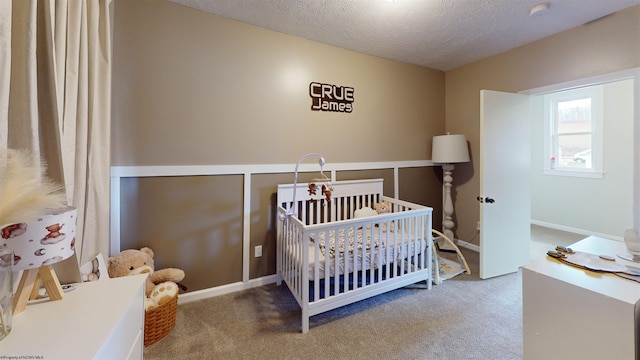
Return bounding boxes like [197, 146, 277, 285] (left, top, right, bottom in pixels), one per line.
[306, 227, 426, 280]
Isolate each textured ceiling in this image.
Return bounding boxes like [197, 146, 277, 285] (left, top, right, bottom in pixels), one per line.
[167, 0, 640, 71]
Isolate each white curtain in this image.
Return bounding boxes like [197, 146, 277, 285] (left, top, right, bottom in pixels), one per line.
[0, 0, 112, 264]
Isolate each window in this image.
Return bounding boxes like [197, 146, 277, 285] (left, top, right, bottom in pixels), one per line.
[543, 85, 603, 178]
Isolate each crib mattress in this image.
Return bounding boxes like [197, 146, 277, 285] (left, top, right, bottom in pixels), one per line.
[305, 227, 426, 280]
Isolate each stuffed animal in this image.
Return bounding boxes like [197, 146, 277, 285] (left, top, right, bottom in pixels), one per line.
[108, 247, 185, 311]
[353, 207, 378, 218]
[374, 201, 391, 214]
[353, 202, 396, 231]
[146, 281, 180, 311]
[374, 201, 395, 231]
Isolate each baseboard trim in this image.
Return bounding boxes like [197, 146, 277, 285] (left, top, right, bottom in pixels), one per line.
[434, 236, 479, 253]
[530, 220, 622, 241]
[178, 222, 620, 303]
[450, 222, 623, 254]
[177, 274, 280, 304]
[455, 239, 479, 252]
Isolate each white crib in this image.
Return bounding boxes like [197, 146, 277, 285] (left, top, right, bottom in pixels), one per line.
[276, 178, 433, 333]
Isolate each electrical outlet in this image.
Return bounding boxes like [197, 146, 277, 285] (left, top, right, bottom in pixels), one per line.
[255, 245, 262, 257]
[476, 221, 481, 231]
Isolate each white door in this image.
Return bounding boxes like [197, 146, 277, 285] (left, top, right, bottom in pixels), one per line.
[479, 90, 531, 279]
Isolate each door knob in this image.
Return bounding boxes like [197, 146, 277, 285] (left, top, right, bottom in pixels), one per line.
[477, 196, 495, 204]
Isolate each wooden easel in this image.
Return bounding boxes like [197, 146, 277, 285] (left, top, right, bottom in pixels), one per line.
[13, 265, 64, 315]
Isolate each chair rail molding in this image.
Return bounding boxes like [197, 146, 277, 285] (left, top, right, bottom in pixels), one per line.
[110, 160, 433, 301]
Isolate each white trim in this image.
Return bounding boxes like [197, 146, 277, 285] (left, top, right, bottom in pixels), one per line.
[521, 68, 640, 96]
[454, 239, 480, 253]
[542, 85, 604, 176]
[243, 173, 251, 283]
[542, 169, 604, 179]
[530, 219, 622, 242]
[109, 160, 434, 303]
[455, 221, 623, 254]
[174, 219, 620, 305]
[110, 160, 431, 178]
[634, 71, 640, 233]
[393, 168, 399, 198]
[177, 274, 281, 305]
[109, 177, 121, 255]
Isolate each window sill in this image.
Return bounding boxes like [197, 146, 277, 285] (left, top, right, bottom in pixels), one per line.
[543, 169, 604, 179]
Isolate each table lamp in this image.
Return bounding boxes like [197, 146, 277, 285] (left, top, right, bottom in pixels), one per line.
[432, 134, 470, 247]
[1, 206, 77, 314]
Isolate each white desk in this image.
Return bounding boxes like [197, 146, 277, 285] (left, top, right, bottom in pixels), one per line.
[523, 236, 640, 360]
[2, 274, 146, 360]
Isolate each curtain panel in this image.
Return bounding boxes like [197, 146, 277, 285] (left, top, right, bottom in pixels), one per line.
[0, 0, 112, 264]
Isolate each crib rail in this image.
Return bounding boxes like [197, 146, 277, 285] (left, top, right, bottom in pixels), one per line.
[276, 179, 433, 333]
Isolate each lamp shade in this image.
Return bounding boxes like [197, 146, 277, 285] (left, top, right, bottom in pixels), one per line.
[0, 206, 77, 271]
[432, 134, 470, 164]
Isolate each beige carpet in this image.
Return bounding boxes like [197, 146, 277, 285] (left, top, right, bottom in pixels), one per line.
[144, 226, 584, 360]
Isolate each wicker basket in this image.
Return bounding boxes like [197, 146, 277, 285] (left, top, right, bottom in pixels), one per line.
[144, 293, 178, 347]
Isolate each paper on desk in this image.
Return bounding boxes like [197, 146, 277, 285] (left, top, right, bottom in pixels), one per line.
[556, 251, 640, 283]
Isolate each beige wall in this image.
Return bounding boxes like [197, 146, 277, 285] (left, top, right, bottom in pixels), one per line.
[248, 169, 441, 281]
[112, 0, 444, 291]
[112, 0, 444, 166]
[120, 175, 244, 290]
[113, 0, 639, 292]
[445, 6, 640, 243]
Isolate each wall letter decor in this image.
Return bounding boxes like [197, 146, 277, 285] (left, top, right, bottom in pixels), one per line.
[309, 82, 354, 113]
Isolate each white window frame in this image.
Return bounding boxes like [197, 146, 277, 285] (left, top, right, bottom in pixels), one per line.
[543, 85, 604, 179]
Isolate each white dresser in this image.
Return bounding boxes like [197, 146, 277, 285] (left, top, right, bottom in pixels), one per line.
[523, 236, 640, 360]
[3, 274, 146, 360]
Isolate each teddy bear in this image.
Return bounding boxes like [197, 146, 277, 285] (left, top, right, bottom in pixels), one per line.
[108, 247, 185, 311]
[374, 200, 391, 214]
[374, 201, 395, 231]
[353, 201, 396, 231]
[41, 223, 67, 245]
[1, 223, 27, 239]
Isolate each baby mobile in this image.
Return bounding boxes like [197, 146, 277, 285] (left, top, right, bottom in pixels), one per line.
[284, 153, 334, 218]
